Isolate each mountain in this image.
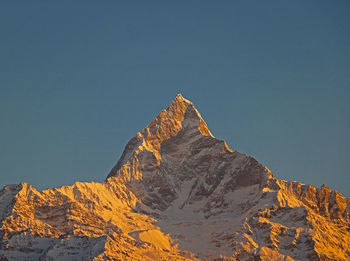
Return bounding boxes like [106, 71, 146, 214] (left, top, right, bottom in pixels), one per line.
[0, 94, 349, 260]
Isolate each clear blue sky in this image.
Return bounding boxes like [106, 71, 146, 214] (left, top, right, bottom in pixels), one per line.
[1, 1, 349, 195]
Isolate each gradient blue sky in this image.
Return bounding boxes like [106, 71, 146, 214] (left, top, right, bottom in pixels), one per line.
[1, 1, 349, 195]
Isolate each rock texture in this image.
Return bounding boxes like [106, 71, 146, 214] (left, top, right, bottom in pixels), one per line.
[0, 94, 349, 260]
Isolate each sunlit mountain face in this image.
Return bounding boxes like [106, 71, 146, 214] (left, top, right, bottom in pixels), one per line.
[1, 94, 349, 261]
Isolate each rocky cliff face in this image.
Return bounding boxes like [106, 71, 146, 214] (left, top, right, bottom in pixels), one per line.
[0, 94, 349, 260]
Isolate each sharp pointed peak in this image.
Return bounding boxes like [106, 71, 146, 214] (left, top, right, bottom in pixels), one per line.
[166, 94, 212, 137]
[107, 94, 215, 178]
[171, 93, 192, 105]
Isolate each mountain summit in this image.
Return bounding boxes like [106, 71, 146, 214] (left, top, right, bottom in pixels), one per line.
[0, 95, 349, 260]
[107, 93, 213, 178]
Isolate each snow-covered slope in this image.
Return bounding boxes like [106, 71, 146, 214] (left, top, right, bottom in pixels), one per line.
[1, 94, 349, 260]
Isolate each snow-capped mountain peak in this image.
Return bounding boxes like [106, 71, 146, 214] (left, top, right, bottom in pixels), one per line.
[107, 93, 214, 179]
[0, 95, 349, 261]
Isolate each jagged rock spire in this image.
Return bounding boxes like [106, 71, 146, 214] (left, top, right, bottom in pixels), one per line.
[107, 94, 214, 178]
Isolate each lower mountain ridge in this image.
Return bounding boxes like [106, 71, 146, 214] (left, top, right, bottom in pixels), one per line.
[1, 94, 349, 260]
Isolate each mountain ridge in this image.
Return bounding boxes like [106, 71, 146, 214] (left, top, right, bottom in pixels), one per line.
[0, 94, 349, 260]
